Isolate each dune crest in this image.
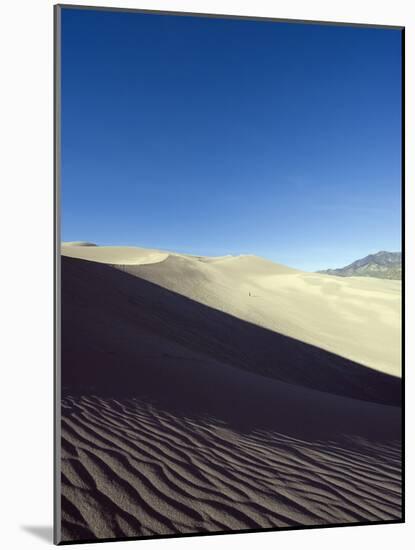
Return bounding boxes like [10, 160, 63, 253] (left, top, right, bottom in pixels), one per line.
[61, 244, 169, 266]
[62, 241, 97, 247]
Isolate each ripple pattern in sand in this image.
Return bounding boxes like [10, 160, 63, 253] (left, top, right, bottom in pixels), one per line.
[60, 396, 401, 542]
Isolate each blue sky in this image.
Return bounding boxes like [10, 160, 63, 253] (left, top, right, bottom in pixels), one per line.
[61, 8, 402, 271]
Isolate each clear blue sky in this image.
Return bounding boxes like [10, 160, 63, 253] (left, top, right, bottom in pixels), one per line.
[61, 8, 402, 271]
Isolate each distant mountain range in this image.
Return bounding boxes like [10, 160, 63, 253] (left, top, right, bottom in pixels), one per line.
[318, 251, 402, 280]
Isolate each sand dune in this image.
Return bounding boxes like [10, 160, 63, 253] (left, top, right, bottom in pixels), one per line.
[61, 243, 169, 266]
[62, 244, 401, 376]
[62, 241, 97, 247]
[59, 248, 402, 543]
[128, 255, 401, 377]
[61, 256, 400, 406]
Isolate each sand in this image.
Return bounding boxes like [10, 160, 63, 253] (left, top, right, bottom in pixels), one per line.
[61, 395, 400, 541]
[61, 242, 169, 266]
[62, 244, 401, 376]
[59, 245, 402, 543]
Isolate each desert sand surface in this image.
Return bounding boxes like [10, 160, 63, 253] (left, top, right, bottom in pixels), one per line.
[62, 244, 401, 376]
[59, 246, 402, 543]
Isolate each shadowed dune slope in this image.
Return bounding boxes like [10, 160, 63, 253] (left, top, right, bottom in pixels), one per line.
[61, 256, 400, 407]
[60, 256, 402, 542]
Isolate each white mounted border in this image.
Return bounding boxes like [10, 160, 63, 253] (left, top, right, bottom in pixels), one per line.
[1, 1, 412, 549]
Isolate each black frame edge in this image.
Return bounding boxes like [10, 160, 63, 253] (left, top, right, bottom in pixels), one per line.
[55, 3, 404, 31]
[54, 3, 62, 546]
[401, 26, 405, 524]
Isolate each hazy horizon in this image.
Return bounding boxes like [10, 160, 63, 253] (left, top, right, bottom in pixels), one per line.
[61, 8, 402, 272]
[61, 239, 402, 273]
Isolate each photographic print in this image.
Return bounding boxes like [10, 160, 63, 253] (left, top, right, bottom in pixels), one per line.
[55, 5, 403, 545]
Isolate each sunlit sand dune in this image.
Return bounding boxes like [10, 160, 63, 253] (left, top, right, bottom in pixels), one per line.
[62, 244, 401, 376]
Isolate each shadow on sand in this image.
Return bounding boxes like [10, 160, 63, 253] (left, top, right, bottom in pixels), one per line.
[61, 256, 400, 406]
[58, 257, 402, 543]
